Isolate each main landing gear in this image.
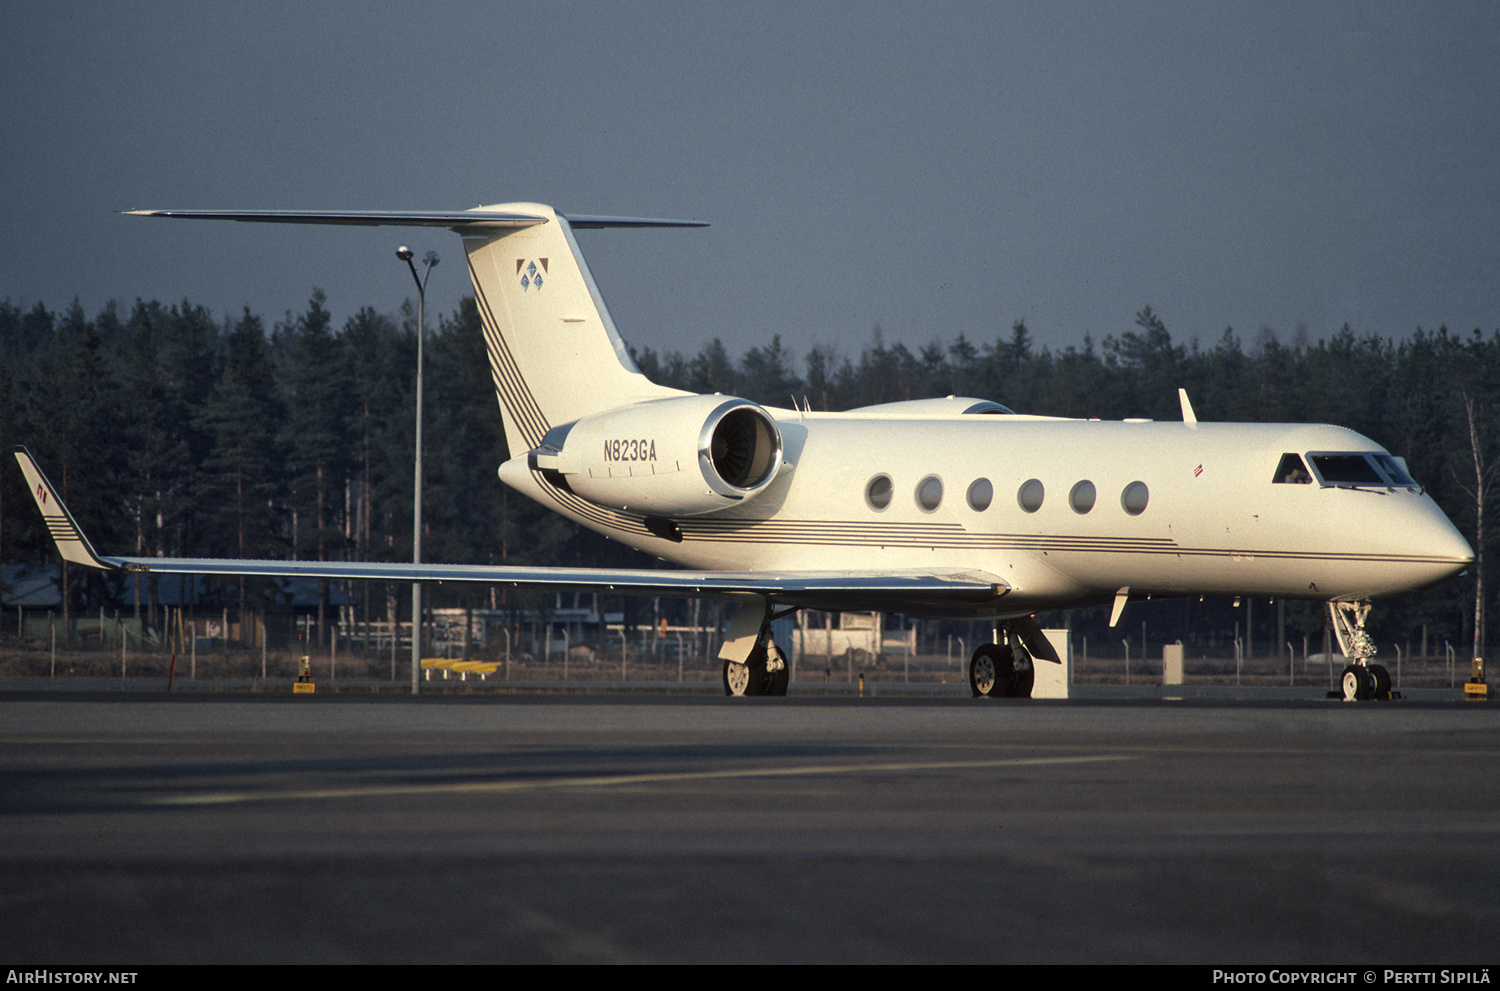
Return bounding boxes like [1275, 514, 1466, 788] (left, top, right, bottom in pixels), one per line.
[1329, 600, 1396, 701]
[722, 635, 789, 697]
[721, 597, 791, 697]
[969, 624, 1037, 698]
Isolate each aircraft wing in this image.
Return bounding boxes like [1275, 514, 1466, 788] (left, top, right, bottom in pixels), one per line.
[13, 447, 1005, 610]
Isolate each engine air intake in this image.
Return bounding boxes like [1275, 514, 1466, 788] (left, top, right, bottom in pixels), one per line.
[710, 406, 779, 489]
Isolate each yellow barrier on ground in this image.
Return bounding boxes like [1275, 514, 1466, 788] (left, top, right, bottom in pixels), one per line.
[421, 657, 501, 681]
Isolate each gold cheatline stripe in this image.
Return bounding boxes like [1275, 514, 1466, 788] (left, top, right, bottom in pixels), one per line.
[469, 256, 550, 450]
[524, 488, 1462, 565]
[475, 306, 548, 448]
[543, 476, 651, 535]
[519, 476, 1460, 564]
[476, 336, 545, 447]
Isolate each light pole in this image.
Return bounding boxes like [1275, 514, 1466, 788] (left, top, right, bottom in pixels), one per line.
[398, 246, 438, 693]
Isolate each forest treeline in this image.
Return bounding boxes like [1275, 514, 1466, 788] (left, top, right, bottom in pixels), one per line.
[2, 294, 1497, 654]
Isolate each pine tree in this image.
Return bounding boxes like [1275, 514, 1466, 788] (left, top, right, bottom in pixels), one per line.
[277, 290, 352, 642]
[197, 309, 286, 628]
[27, 302, 125, 636]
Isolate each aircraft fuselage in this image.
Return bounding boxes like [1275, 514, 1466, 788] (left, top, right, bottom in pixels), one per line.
[501, 411, 1473, 618]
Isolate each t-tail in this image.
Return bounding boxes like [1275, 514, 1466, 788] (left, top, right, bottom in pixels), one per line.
[461, 204, 693, 453]
[124, 202, 705, 456]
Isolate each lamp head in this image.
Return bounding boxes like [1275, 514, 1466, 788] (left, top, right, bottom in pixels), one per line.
[396, 246, 414, 261]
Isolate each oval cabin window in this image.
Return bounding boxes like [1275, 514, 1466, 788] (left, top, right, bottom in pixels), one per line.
[1018, 479, 1044, 513]
[967, 478, 993, 512]
[1069, 480, 1096, 514]
[916, 475, 944, 512]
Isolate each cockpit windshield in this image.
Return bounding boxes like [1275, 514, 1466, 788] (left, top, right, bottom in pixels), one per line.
[1311, 455, 1385, 485]
[1302, 452, 1421, 489]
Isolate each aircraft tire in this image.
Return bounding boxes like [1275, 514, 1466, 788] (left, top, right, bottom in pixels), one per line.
[969, 644, 1014, 698]
[724, 649, 768, 697]
[1369, 663, 1392, 700]
[1340, 664, 1373, 702]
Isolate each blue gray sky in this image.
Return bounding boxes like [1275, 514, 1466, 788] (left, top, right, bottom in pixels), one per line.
[5, 2, 1498, 362]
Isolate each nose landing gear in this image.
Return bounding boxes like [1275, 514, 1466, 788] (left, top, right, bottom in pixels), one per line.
[1330, 601, 1396, 701]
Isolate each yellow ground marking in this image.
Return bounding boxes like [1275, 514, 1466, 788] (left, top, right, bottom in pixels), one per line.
[149, 754, 1136, 806]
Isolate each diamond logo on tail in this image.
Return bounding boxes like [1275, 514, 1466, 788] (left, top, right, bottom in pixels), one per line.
[516, 258, 549, 291]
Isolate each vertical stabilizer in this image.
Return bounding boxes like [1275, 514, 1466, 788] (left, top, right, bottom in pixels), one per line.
[462, 204, 689, 453]
[125, 202, 702, 457]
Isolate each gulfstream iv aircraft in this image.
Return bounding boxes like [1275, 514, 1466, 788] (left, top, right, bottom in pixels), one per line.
[16, 203, 1475, 699]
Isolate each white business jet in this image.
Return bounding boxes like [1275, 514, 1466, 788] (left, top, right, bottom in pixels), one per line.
[15, 203, 1474, 700]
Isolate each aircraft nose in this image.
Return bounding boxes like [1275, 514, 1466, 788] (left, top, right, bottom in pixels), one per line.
[1411, 498, 1474, 581]
[1443, 525, 1476, 571]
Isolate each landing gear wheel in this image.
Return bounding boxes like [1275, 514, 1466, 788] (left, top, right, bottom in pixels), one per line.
[970, 643, 1015, 698]
[969, 644, 995, 697]
[765, 643, 789, 696]
[1340, 664, 1373, 701]
[1368, 663, 1392, 700]
[724, 654, 767, 697]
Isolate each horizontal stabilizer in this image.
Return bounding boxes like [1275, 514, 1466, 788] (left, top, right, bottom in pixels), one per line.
[560, 214, 708, 229]
[123, 208, 708, 231]
[123, 208, 549, 229]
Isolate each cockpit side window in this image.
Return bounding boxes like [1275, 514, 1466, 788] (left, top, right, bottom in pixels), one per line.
[1374, 455, 1417, 487]
[1273, 453, 1312, 484]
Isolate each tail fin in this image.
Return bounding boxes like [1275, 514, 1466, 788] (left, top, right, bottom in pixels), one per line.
[463, 204, 692, 453]
[125, 202, 706, 457]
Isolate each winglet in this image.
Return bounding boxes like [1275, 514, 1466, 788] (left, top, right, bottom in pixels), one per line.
[12, 447, 114, 570]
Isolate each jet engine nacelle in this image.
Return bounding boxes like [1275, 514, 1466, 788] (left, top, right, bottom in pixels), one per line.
[527, 394, 784, 516]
